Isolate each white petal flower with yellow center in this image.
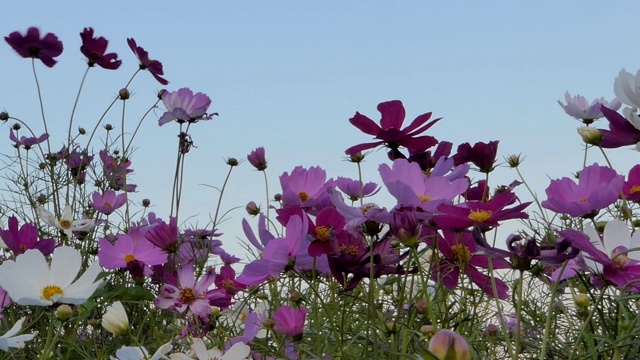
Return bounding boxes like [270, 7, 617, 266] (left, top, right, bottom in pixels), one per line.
[0, 246, 103, 306]
[102, 301, 130, 335]
[0, 317, 37, 352]
[111, 342, 173, 360]
[37, 204, 95, 239]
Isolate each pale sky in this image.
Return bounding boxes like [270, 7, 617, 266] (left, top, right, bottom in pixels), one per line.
[2, 2, 640, 254]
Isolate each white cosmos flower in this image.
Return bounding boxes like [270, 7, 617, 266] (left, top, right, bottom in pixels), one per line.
[37, 204, 95, 239]
[169, 338, 250, 360]
[0, 246, 103, 306]
[111, 342, 172, 360]
[102, 301, 129, 335]
[614, 68, 640, 109]
[0, 317, 37, 352]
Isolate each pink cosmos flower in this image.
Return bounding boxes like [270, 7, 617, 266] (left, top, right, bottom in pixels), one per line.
[79, 27, 121, 70]
[91, 190, 126, 215]
[345, 100, 441, 160]
[5, 27, 63, 67]
[541, 163, 624, 218]
[334, 177, 379, 201]
[329, 187, 391, 236]
[434, 191, 530, 230]
[307, 207, 347, 257]
[273, 305, 307, 339]
[9, 130, 48, 150]
[247, 147, 267, 171]
[280, 166, 332, 211]
[0, 216, 56, 256]
[427, 230, 511, 299]
[623, 164, 640, 203]
[558, 91, 621, 123]
[155, 261, 218, 317]
[127, 38, 168, 85]
[379, 158, 468, 212]
[561, 220, 640, 292]
[158, 88, 212, 126]
[98, 229, 167, 273]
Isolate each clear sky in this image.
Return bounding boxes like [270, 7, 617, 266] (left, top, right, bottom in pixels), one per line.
[2, 1, 640, 254]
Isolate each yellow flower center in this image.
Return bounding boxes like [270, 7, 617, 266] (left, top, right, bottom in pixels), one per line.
[419, 195, 432, 203]
[451, 243, 472, 263]
[315, 226, 330, 242]
[468, 209, 492, 223]
[179, 287, 196, 304]
[339, 244, 359, 256]
[630, 185, 640, 195]
[579, 197, 588, 203]
[221, 279, 236, 291]
[104, 202, 112, 208]
[612, 252, 630, 267]
[124, 254, 136, 263]
[42, 285, 64, 300]
[360, 204, 375, 215]
[298, 192, 309, 202]
[59, 219, 72, 229]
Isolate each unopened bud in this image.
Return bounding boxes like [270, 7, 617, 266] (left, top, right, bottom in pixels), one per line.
[56, 304, 74, 321]
[226, 157, 239, 166]
[142, 199, 151, 208]
[428, 329, 471, 360]
[348, 152, 365, 163]
[420, 324, 436, 336]
[104, 124, 113, 131]
[273, 193, 282, 202]
[505, 154, 522, 168]
[245, 201, 260, 216]
[157, 89, 166, 100]
[0, 111, 9, 121]
[119, 88, 130, 100]
[577, 127, 602, 146]
[78, 127, 86, 135]
[12, 123, 20, 131]
[574, 293, 591, 308]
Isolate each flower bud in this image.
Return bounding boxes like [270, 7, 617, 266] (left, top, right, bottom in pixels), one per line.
[505, 154, 522, 168]
[247, 147, 268, 171]
[104, 124, 113, 131]
[157, 89, 167, 99]
[577, 127, 602, 146]
[102, 301, 129, 335]
[420, 325, 435, 336]
[428, 329, 471, 360]
[56, 304, 74, 321]
[245, 201, 260, 216]
[0, 111, 9, 121]
[348, 152, 365, 163]
[274, 193, 282, 202]
[574, 293, 591, 308]
[118, 88, 130, 100]
[414, 299, 428, 314]
[226, 157, 239, 166]
[12, 123, 21, 131]
[142, 198, 151, 208]
[78, 127, 86, 135]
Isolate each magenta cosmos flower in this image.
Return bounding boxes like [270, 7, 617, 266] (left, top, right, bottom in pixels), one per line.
[453, 140, 499, 173]
[91, 190, 126, 215]
[155, 261, 217, 316]
[5, 27, 63, 67]
[280, 166, 332, 211]
[558, 92, 620, 124]
[334, 177, 379, 201]
[273, 305, 307, 339]
[623, 164, 640, 203]
[80, 27, 121, 70]
[434, 191, 530, 230]
[541, 163, 624, 218]
[0, 216, 56, 257]
[9, 130, 48, 150]
[247, 146, 267, 171]
[158, 88, 212, 126]
[98, 228, 167, 271]
[345, 100, 441, 160]
[427, 230, 510, 299]
[379, 158, 468, 212]
[561, 219, 640, 292]
[599, 106, 640, 150]
[127, 38, 168, 85]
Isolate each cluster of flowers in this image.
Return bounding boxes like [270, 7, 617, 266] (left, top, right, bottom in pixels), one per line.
[2, 25, 640, 360]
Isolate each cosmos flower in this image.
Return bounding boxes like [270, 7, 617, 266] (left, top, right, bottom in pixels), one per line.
[155, 261, 218, 317]
[453, 140, 499, 173]
[247, 146, 268, 171]
[102, 301, 129, 335]
[9, 129, 48, 150]
[599, 106, 640, 150]
[37, 204, 95, 239]
[111, 342, 172, 360]
[434, 191, 530, 230]
[0, 246, 103, 306]
[541, 163, 624, 218]
[614, 68, 640, 109]
[98, 230, 167, 273]
[280, 166, 332, 211]
[0, 317, 37, 352]
[428, 329, 471, 360]
[169, 338, 250, 360]
[561, 219, 640, 292]
[0, 216, 56, 256]
[558, 91, 621, 124]
[127, 38, 168, 85]
[5, 27, 63, 67]
[79, 27, 121, 70]
[345, 100, 441, 159]
[623, 164, 640, 203]
[273, 305, 307, 339]
[91, 190, 127, 215]
[158, 88, 213, 126]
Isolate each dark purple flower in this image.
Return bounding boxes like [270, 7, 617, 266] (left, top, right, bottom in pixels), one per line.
[247, 147, 267, 171]
[541, 163, 624, 218]
[599, 106, 640, 150]
[79, 27, 121, 70]
[127, 38, 168, 85]
[9, 130, 48, 150]
[345, 100, 441, 160]
[5, 27, 63, 67]
[427, 230, 510, 299]
[453, 140, 499, 173]
[307, 207, 347, 257]
[0, 216, 56, 256]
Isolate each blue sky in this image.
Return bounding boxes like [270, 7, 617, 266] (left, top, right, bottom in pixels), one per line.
[2, 2, 640, 253]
